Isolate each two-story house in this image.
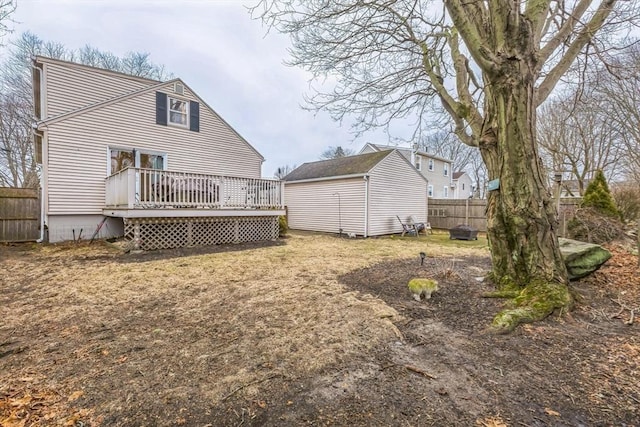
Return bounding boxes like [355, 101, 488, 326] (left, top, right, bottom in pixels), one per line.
[33, 56, 284, 250]
[359, 143, 456, 198]
[452, 172, 474, 199]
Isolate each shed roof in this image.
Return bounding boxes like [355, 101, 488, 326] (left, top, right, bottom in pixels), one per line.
[284, 150, 393, 182]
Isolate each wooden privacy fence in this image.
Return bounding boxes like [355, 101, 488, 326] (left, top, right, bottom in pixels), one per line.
[428, 198, 581, 237]
[0, 187, 40, 242]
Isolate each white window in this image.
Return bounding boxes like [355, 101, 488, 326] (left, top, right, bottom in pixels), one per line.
[444, 186, 449, 198]
[415, 155, 422, 171]
[168, 97, 189, 127]
[428, 159, 434, 171]
[428, 185, 433, 197]
[444, 163, 449, 176]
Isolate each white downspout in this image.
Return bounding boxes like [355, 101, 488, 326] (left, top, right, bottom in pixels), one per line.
[425, 179, 429, 227]
[33, 63, 46, 243]
[36, 164, 45, 242]
[363, 175, 369, 237]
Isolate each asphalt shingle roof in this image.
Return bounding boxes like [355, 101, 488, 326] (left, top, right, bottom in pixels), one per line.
[283, 150, 393, 182]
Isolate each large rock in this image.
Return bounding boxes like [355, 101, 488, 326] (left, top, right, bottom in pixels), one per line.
[559, 238, 612, 280]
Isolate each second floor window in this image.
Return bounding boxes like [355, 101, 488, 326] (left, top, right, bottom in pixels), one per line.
[428, 159, 434, 171]
[169, 97, 189, 127]
[444, 163, 449, 176]
[415, 155, 422, 171]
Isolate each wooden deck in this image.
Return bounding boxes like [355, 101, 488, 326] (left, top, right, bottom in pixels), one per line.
[104, 168, 285, 217]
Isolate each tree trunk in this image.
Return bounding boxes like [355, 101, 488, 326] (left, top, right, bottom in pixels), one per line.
[479, 59, 572, 332]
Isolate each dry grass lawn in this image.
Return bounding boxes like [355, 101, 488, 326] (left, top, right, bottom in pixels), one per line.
[1, 231, 489, 425]
[2, 231, 638, 426]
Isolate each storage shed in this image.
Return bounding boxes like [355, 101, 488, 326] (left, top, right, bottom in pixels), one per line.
[283, 150, 428, 237]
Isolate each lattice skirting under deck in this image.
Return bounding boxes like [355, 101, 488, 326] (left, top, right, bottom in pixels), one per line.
[123, 216, 279, 250]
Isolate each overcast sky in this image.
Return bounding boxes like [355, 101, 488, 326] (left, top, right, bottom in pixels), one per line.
[3, 0, 409, 177]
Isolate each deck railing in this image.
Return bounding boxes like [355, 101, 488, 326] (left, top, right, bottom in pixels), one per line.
[105, 168, 283, 209]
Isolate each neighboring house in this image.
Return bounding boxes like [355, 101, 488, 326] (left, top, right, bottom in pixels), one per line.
[359, 143, 455, 198]
[33, 56, 284, 249]
[283, 150, 427, 236]
[452, 171, 474, 199]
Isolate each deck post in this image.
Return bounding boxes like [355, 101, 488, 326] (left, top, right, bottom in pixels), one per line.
[133, 221, 141, 250]
[233, 218, 239, 243]
[128, 168, 136, 209]
[187, 221, 193, 247]
[219, 177, 226, 208]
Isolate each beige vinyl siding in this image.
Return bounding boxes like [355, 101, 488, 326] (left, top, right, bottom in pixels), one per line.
[44, 61, 153, 118]
[285, 179, 365, 235]
[423, 157, 452, 198]
[454, 174, 474, 198]
[368, 152, 427, 236]
[46, 83, 262, 215]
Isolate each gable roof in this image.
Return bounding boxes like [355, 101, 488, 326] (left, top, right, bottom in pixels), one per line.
[360, 143, 453, 163]
[284, 150, 394, 182]
[34, 56, 265, 161]
[452, 171, 468, 180]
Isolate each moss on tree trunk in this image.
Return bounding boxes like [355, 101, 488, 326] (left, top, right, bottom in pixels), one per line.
[480, 58, 572, 333]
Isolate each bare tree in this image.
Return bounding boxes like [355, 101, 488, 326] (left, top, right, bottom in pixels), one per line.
[319, 146, 355, 160]
[593, 44, 640, 184]
[419, 129, 482, 171]
[274, 164, 297, 179]
[538, 88, 624, 196]
[254, 0, 640, 331]
[0, 93, 36, 187]
[0, 0, 15, 45]
[0, 31, 172, 188]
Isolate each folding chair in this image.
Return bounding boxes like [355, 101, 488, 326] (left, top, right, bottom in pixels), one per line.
[396, 215, 418, 237]
[409, 216, 431, 235]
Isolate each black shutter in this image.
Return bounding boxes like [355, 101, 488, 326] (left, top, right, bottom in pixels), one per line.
[156, 92, 167, 125]
[189, 101, 200, 132]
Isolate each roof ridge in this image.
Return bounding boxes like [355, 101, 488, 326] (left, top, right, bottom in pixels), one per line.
[284, 150, 393, 181]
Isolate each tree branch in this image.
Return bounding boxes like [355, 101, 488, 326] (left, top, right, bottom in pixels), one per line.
[536, 0, 618, 105]
[449, 29, 483, 144]
[525, 0, 553, 45]
[444, 0, 499, 73]
[537, 0, 593, 65]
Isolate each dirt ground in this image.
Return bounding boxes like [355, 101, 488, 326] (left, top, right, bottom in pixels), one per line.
[1, 232, 638, 426]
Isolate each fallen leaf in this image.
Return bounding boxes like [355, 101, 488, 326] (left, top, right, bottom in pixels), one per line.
[476, 416, 508, 427]
[117, 356, 128, 363]
[545, 407, 561, 416]
[9, 394, 33, 407]
[68, 390, 84, 402]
